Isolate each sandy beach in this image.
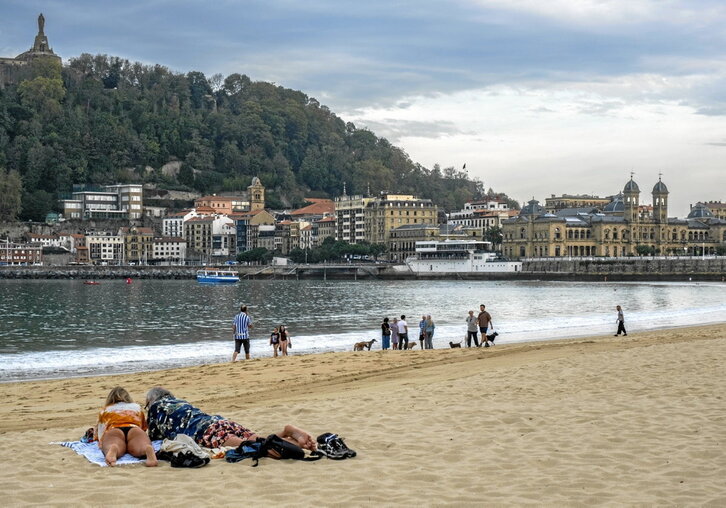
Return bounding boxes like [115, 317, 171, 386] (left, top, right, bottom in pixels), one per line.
[2, 324, 726, 506]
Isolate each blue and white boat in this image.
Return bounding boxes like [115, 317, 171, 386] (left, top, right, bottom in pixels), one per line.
[196, 268, 240, 284]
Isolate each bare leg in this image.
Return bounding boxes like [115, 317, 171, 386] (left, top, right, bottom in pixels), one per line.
[126, 427, 158, 467]
[100, 428, 127, 467]
[222, 433, 259, 448]
[232, 351, 238, 362]
[277, 424, 316, 451]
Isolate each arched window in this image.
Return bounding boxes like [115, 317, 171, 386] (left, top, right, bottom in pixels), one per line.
[554, 228, 561, 239]
[568, 230, 573, 239]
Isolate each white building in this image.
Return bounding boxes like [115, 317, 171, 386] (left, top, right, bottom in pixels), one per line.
[86, 232, 124, 264]
[152, 237, 187, 265]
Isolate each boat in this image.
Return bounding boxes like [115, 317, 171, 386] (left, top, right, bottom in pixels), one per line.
[405, 239, 522, 273]
[83, 280, 100, 285]
[196, 268, 240, 284]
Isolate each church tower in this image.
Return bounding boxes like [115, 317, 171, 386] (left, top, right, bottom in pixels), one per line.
[623, 176, 640, 223]
[652, 176, 669, 224]
[247, 176, 265, 211]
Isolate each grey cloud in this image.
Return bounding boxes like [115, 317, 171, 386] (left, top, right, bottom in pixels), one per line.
[352, 119, 469, 143]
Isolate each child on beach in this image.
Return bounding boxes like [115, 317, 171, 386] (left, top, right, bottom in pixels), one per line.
[95, 386, 157, 467]
[270, 327, 280, 357]
[279, 325, 291, 356]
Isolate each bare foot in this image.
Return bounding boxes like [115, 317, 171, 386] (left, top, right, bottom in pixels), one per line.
[144, 445, 158, 467]
[105, 444, 119, 466]
[282, 425, 316, 451]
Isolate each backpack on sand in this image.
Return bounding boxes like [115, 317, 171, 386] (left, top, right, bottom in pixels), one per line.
[226, 434, 324, 466]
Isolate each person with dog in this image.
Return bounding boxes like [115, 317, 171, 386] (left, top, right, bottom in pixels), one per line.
[381, 317, 391, 350]
[390, 317, 400, 350]
[477, 304, 494, 347]
[95, 386, 158, 467]
[145, 386, 316, 451]
[465, 310, 480, 348]
[270, 327, 280, 357]
[614, 305, 627, 336]
[279, 325, 291, 356]
[398, 315, 409, 350]
[232, 305, 253, 361]
[419, 315, 427, 349]
[424, 315, 435, 349]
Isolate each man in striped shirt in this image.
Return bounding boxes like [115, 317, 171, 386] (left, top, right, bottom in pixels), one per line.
[232, 305, 253, 361]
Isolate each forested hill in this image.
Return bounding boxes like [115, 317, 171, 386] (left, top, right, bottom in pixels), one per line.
[0, 54, 512, 220]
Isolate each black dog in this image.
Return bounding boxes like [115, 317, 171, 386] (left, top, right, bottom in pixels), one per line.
[449, 341, 462, 348]
[484, 331, 499, 347]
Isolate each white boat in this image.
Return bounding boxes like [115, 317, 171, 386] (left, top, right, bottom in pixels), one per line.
[405, 240, 522, 273]
[196, 268, 240, 284]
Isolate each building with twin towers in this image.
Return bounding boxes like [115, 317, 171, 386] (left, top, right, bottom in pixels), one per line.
[502, 176, 726, 258]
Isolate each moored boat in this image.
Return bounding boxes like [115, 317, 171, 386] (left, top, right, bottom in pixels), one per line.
[196, 268, 240, 284]
[405, 239, 522, 273]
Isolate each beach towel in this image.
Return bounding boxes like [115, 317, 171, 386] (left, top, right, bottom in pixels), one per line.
[52, 440, 162, 467]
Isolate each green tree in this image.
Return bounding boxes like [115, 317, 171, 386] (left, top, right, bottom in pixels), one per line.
[0, 168, 23, 220]
[20, 189, 55, 222]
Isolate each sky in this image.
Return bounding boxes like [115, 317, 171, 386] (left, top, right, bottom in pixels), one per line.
[1, 0, 725, 216]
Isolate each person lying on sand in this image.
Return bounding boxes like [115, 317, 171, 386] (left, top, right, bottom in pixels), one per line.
[145, 386, 316, 451]
[95, 386, 158, 467]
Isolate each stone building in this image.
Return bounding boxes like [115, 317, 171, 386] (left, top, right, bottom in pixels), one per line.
[1, 14, 62, 88]
[502, 177, 726, 258]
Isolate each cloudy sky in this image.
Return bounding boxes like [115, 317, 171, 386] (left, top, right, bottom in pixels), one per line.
[2, 0, 725, 216]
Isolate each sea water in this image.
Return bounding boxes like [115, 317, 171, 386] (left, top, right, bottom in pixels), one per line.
[0, 279, 724, 382]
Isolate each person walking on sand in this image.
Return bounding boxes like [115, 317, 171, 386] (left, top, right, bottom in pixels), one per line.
[279, 325, 291, 356]
[424, 315, 435, 349]
[232, 305, 253, 361]
[398, 315, 409, 350]
[478, 304, 494, 347]
[614, 305, 627, 336]
[419, 315, 426, 349]
[270, 327, 280, 357]
[390, 317, 400, 350]
[381, 317, 391, 350]
[465, 310, 480, 348]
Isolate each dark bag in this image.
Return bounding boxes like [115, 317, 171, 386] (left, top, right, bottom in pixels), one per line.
[157, 450, 210, 468]
[226, 434, 323, 467]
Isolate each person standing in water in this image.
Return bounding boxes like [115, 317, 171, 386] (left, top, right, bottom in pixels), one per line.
[614, 305, 627, 336]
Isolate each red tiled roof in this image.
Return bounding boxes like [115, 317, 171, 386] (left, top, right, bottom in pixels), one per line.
[291, 198, 335, 216]
[197, 195, 234, 201]
[316, 216, 336, 223]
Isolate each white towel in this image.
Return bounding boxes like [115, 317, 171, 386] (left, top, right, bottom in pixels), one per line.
[52, 440, 162, 467]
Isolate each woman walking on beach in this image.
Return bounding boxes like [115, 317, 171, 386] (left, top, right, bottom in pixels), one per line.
[614, 305, 627, 336]
[279, 325, 291, 356]
[95, 386, 157, 467]
[381, 317, 391, 350]
[424, 315, 435, 349]
[270, 327, 280, 357]
[390, 317, 400, 350]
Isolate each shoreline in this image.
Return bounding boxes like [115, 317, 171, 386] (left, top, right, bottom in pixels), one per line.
[3, 319, 725, 385]
[2, 322, 725, 505]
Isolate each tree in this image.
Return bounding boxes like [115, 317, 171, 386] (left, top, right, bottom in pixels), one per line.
[0, 168, 23, 220]
[484, 226, 503, 247]
[19, 189, 55, 222]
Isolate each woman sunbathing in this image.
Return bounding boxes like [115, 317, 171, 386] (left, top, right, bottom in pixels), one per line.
[145, 386, 315, 451]
[95, 386, 158, 466]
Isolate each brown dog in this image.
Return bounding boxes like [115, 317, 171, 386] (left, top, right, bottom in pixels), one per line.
[353, 339, 377, 351]
[405, 342, 417, 350]
[449, 341, 462, 348]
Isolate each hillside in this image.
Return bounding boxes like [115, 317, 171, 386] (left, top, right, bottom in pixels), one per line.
[0, 54, 511, 221]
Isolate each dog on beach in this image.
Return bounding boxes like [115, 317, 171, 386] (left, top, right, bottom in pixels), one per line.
[486, 332, 499, 344]
[449, 341, 462, 348]
[405, 342, 417, 350]
[353, 339, 377, 351]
